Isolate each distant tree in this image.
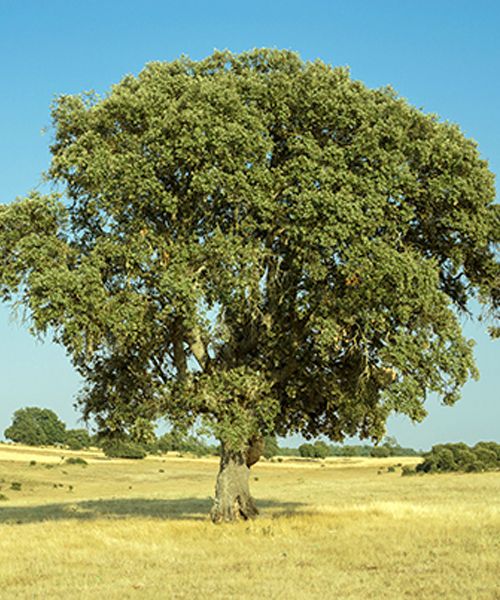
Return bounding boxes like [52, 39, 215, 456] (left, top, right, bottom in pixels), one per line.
[0, 49, 498, 521]
[340, 445, 371, 457]
[312, 441, 330, 459]
[65, 428, 92, 450]
[298, 440, 330, 458]
[157, 430, 189, 453]
[276, 445, 300, 457]
[4, 407, 66, 446]
[298, 443, 315, 458]
[370, 446, 391, 458]
[157, 429, 211, 456]
[416, 442, 500, 474]
[101, 437, 146, 459]
[262, 435, 280, 459]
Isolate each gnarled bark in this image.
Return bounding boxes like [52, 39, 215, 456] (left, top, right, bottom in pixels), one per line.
[210, 441, 261, 523]
[245, 435, 264, 467]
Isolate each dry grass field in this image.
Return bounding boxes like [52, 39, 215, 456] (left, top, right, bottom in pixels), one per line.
[0, 443, 499, 599]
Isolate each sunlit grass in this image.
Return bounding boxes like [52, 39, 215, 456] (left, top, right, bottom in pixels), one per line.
[0, 443, 499, 599]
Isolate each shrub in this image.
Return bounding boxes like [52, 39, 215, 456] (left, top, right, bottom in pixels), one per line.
[298, 443, 315, 458]
[370, 446, 391, 458]
[417, 442, 500, 474]
[312, 441, 330, 459]
[262, 436, 280, 459]
[0, 494, 8, 501]
[299, 441, 331, 459]
[101, 439, 146, 459]
[453, 448, 477, 470]
[401, 466, 417, 476]
[65, 457, 88, 466]
[10, 482, 22, 491]
[340, 445, 371, 457]
[157, 431, 212, 456]
[475, 442, 500, 461]
[276, 446, 300, 457]
[473, 448, 497, 469]
[65, 429, 92, 450]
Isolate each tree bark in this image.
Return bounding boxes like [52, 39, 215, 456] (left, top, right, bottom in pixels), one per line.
[210, 443, 259, 523]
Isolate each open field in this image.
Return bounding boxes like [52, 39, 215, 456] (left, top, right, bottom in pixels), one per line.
[0, 443, 499, 599]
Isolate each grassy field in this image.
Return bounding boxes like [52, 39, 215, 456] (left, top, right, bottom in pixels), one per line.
[0, 443, 499, 599]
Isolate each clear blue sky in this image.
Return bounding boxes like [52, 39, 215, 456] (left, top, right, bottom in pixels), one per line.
[0, 0, 498, 449]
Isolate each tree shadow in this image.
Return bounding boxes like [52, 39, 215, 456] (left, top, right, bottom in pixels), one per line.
[0, 497, 305, 525]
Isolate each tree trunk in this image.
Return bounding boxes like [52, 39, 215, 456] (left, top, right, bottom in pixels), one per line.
[210, 443, 259, 523]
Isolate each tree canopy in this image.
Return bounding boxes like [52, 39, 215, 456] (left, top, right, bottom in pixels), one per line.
[4, 407, 67, 446]
[0, 49, 498, 519]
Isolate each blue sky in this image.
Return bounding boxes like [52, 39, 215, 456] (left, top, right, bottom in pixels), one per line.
[0, 0, 498, 448]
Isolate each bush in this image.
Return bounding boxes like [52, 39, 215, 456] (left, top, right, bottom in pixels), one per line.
[312, 441, 330, 459]
[262, 436, 280, 459]
[370, 446, 391, 458]
[339, 445, 372, 457]
[65, 457, 88, 465]
[298, 441, 331, 459]
[157, 431, 216, 457]
[101, 439, 146, 459]
[65, 429, 92, 450]
[4, 407, 66, 446]
[10, 482, 22, 491]
[416, 442, 500, 474]
[298, 443, 315, 458]
[276, 446, 300, 457]
[401, 466, 417, 476]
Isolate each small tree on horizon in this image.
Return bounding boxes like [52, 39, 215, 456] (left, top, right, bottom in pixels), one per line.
[65, 428, 92, 450]
[4, 407, 67, 446]
[0, 49, 498, 522]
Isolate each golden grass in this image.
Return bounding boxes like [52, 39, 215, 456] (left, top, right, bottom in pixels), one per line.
[0, 443, 499, 599]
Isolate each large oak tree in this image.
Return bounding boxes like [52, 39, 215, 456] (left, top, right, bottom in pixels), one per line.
[1, 50, 498, 521]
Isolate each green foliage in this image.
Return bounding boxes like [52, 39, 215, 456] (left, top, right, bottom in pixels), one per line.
[10, 482, 22, 491]
[370, 446, 391, 458]
[0, 49, 498, 453]
[336, 445, 371, 457]
[157, 430, 216, 456]
[275, 446, 300, 457]
[416, 442, 500, 473]
[262, 435, 280, 459]
[298, 443, 315, 458]
[401, 466, 417, 476]
[65, 429, 92, 450]
[311, 441, 330, 459]
[64, 457, 87, 465]
[298, 441, 330, 458]
[101, 439, 146, 459]
[157, 430, 187, 453]
[4, 407, 66, 446]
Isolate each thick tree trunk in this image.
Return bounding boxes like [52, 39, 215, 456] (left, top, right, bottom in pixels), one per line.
[210, 443, 260, 523]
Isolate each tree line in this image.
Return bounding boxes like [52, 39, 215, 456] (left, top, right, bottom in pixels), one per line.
[412, 442, 500, 474]
[3, 407, 421, 459]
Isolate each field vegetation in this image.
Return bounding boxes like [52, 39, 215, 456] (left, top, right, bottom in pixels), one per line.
[0, 442, 499, 599]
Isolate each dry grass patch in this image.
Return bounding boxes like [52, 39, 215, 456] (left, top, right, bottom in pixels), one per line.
[0, 444, 498, 599]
